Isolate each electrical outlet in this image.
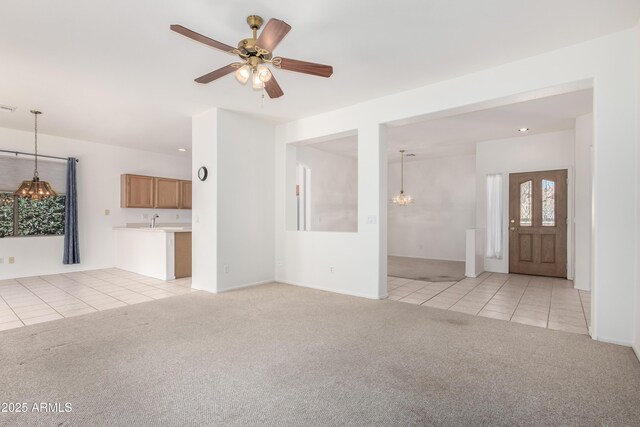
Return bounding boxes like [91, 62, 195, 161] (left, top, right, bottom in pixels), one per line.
[224, 264, 230, 274]
[0, 257, 4, 264]
[8, 256, 15, 264]
[104, 209, 110, 216]
[330, 266, 334, 273]
[142, 214, 149, 220]
[176, 214, 180, 219]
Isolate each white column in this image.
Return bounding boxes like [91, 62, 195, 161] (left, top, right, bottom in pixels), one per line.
[358, 123, 388, 298]
[191, 109, 219, 293]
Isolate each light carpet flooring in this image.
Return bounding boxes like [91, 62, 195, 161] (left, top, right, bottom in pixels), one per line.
[388, 272, 591, 335]
[388, 256, 465, 282]
[0, 283, 638, 426]
[0, 269, 193, 331]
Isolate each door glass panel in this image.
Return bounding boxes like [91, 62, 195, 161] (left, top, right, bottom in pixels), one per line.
[542, 179, 555, 226]
[519, 180, 532, 226]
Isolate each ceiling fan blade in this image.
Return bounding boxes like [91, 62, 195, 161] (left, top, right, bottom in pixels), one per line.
[264, 74, 284, 99]
[255, 19, 291, 53]
[195, 64, 237, 84]
[170, 24, 236, 54]
[274, 57, 333, 78]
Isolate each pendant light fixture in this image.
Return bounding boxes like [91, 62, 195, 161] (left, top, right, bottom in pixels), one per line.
[14, 110, 57, 200]
[392, 150, 413, 206]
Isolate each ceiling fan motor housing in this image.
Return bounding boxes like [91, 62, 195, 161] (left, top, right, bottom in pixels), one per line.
[238, 15, 271, 61]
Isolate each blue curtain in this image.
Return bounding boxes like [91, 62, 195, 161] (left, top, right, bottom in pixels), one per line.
[63, 157, 80, 264]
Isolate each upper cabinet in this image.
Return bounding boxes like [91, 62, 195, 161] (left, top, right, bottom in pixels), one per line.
[155, 178, 180, 209]
[121, 174, 192, 210]
[179, 180, 192, 209]
[121, 174, 154, 208]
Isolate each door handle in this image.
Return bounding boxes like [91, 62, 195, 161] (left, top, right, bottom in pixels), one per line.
[510, 227, 516, 231]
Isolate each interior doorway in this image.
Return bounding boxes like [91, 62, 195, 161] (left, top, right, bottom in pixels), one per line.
[509, 169, 568, 277]
[383, 87, 592, 335]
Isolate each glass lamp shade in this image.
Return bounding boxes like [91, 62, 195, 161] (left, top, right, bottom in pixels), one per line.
[234, 65, 251, 85]
[392, 191, 413, 206]
[14, 176, 57, 200]
[256, 64, 272, 82]
[252, 72, 264, 89]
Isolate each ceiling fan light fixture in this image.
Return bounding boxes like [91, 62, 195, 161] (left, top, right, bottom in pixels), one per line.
[170, 16, 333, 99]
[252, 71, 264, 90]
[234, 64, 251, 85]
[256, 64, 272, 82]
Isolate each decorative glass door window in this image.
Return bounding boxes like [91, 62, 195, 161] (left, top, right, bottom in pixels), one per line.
[519, 180, 532, 226]
[542, 179, 556, 226]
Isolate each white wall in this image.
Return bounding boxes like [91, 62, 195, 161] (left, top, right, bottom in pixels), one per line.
[274, 27, 638, 345]
[0, 126, 191, 280]
[191, 109, 275, 293]
[575, 114, 593, 291]
[476, 130, 575, 274]
[388, 154, 476, 261]
[295, 146, 357, 232]
[634, 20, 640, 360]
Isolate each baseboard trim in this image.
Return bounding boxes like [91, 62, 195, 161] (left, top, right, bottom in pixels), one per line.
[632, 343, 640, 363]
[388, 254, 465, 263]
[278, 280, 384, 300]
[596, 335, 633, 347]
[217, 280, 274, 293]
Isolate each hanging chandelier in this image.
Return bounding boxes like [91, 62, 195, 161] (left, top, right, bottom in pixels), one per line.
[392, 150, 413, 206]
[14, 110, 57, 200]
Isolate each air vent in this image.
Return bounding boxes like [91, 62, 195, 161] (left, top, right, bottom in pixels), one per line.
[0, 104, 17, 113]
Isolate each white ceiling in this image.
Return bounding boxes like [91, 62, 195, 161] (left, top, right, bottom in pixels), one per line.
[306, 136, 359, 158]
[388, 89, 593, 159]
[0, 1, 636, 154]
[308, 89, 592, 159]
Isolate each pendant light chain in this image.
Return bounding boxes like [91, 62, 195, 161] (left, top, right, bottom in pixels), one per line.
[33, 110, 39, 178]
[400, 150, 404, 194]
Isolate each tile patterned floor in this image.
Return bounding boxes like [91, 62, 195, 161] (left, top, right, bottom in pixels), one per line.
[387, 272, 591, 335]
[0, 269, 193, 331]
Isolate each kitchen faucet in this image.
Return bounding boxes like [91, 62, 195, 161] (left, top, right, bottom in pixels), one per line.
[151, 214, 159, 228]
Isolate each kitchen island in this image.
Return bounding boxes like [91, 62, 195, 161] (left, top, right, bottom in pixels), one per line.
[114, 224, 191, 280]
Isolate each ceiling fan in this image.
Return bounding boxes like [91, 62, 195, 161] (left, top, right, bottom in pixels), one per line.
[170, 15, 333, 99]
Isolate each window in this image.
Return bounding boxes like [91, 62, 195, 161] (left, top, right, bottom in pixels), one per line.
[0, 156, 66, 238]
[519, 180, 532, 226]
[542, 179, 555, 226]
[0, 193, 66, 237]
[486, 174, 502, 259]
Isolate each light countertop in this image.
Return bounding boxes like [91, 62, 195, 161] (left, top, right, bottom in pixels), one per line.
[113, 223, 192, 233]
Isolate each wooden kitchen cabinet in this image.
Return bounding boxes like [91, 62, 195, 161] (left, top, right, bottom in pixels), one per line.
[179, 180, 192, 209]
[154, 178, 180, 209]
[174, 232, 192, 278]
[121, 174, 192, 210]
[121, 174, 154, 208]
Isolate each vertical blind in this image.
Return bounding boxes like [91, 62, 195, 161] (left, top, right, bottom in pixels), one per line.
[0, 155, 67, 193]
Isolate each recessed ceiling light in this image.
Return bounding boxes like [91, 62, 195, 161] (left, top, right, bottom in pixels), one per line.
[178, 148, 187, 152]
[518, 127, 530, 133]
[0, 104, 17, 113]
